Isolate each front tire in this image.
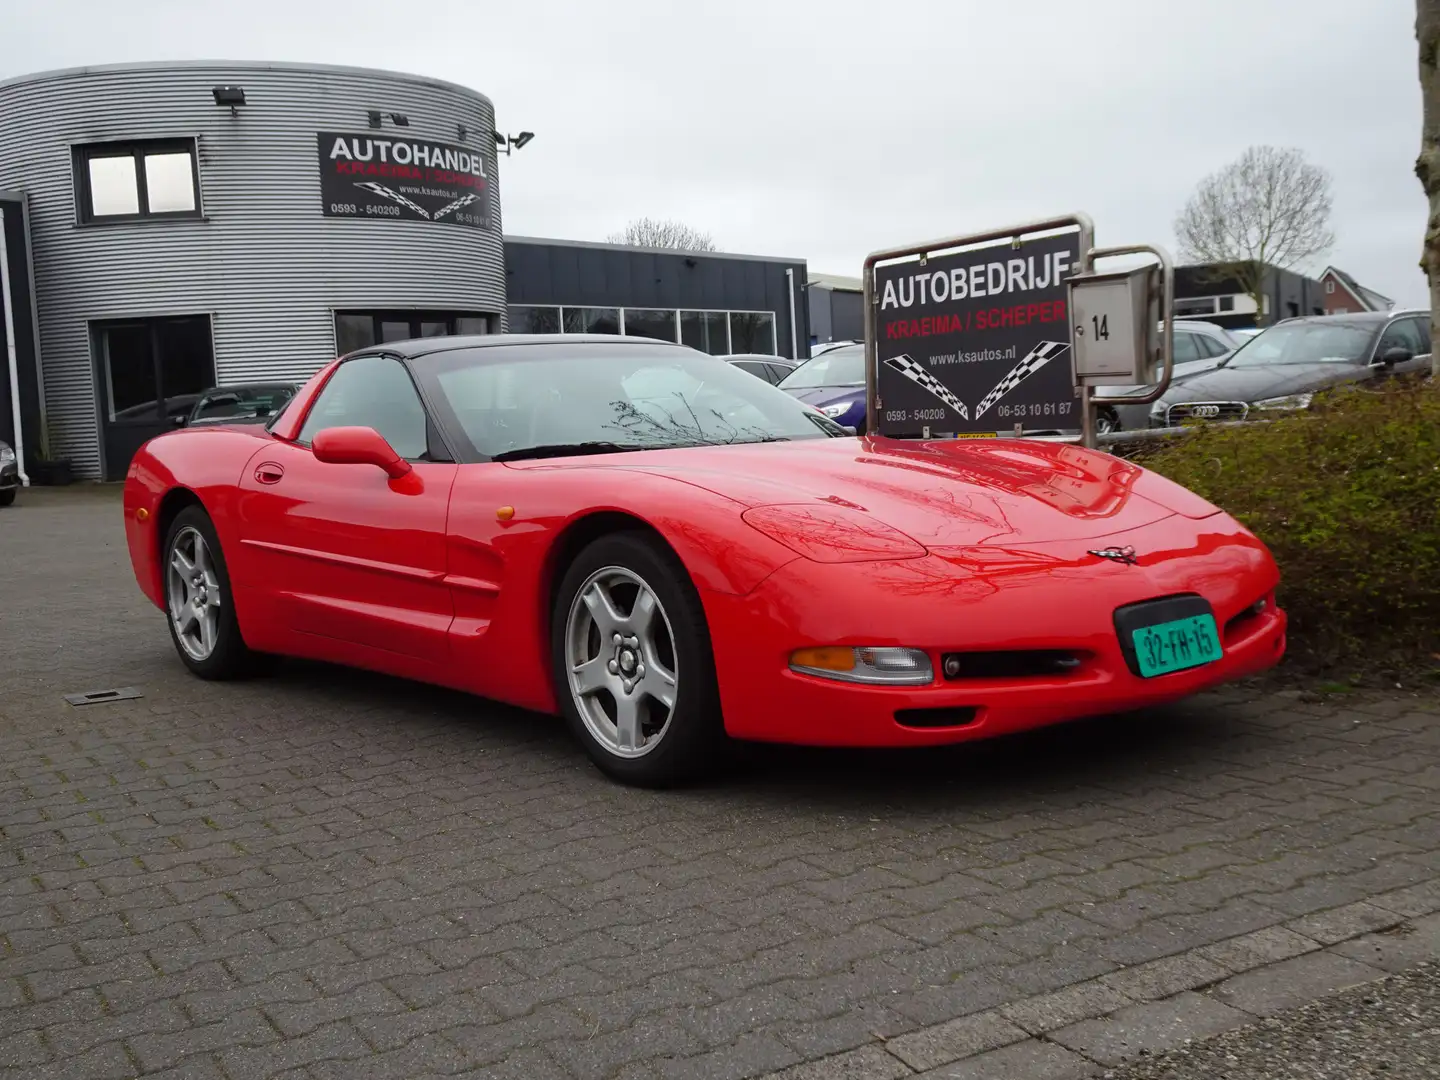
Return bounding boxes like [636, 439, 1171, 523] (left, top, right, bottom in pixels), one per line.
[162, 505, 264, 680]
[551, 532, 726, 786]
[0, 489, 15, 507]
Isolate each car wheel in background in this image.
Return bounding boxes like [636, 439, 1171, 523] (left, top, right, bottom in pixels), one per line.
[1096, 406, 1121, 434]
[552, 531, 726, 786]
[162, 505, 266, 680]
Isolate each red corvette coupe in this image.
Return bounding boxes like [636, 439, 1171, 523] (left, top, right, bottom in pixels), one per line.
[123, 334, 1287, 785]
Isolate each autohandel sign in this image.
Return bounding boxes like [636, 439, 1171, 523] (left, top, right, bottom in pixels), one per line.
[874, 231, 1080, 436]
[317, 132, 490, 228]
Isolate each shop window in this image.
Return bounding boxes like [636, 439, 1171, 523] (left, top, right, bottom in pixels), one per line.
[729, 312, 777, 355]
[562, 307, 620, 334]
[75, 139, 201, 223]
[507, 305, 561, 334]
[623, 308, 679, 343]
[681, 311, 729, 355]
[333, 311, 495, 354]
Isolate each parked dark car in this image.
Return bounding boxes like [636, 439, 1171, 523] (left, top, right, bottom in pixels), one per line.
[777, 343, 867, 432]
[1092, 320, 1246, 432]
[0, 439, 18, 506]
[722, 354, 799, 385]
[1147, 310, 1432, 427]
[180, 382, 302, 428]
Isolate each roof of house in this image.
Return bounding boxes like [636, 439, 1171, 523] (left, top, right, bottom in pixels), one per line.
[1321, 266, 1395, 311]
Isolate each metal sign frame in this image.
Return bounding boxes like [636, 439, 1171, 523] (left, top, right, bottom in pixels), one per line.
[861, 215, 1177, 449]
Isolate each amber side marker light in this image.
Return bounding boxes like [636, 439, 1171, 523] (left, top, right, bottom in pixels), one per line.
[789, 646, 933, 685]
[496, 506, 515, 521]
[136, 508, 149, 521]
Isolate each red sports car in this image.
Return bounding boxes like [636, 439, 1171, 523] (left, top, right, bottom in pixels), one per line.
[122, 334, 1287, 785]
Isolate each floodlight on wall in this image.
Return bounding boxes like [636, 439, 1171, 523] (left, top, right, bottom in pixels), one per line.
[390, 113, 409, 126]
[458, 123, 468, 142]
[212, 86, 245, 116]
[495, 130, 535, 156]
[368, 110, 383, 128]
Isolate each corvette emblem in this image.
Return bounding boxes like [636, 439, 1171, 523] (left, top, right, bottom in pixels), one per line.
[1088, 545, 1138, 565]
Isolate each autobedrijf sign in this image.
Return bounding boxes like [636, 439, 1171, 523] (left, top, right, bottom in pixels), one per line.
[874, 231, 1080, 436]
[316, 132, 490, 228]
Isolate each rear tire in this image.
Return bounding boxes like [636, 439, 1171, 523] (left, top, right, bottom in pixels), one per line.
[0, 489, 14, 507]
[162, 505, 268, 680]
[551, 531, 726, 787]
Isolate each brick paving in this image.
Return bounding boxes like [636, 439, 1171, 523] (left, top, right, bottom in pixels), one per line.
[1, 485, 1438, 1080]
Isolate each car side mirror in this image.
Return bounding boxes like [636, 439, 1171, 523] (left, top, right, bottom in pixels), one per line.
[1377, 346, 1411, 366]
[311, 426, 412, 479]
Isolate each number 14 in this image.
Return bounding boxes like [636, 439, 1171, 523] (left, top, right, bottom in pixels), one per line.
[1091, 314, 1109, 340]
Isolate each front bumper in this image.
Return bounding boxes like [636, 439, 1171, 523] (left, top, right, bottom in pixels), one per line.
[700, 521, 1286, 747]
[0, 463, 19, 492]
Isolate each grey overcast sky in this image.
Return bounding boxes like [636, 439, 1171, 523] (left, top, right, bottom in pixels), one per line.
[2, 0, 1427, 306]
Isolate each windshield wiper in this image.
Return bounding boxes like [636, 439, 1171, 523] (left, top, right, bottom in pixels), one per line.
[491, 441, 645, 462]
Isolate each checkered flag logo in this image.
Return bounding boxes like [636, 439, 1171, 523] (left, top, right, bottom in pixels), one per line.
[973, 341, 1071, 420]
[353, 182, 431, 219]
[883, 354, 969, 420]
[432, 193, 480, 221]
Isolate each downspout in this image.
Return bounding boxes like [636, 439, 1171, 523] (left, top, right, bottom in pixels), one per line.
[786, 267, 799, 359]
[0, 205, 30, 487]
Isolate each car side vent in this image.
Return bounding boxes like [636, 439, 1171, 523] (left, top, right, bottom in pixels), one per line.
[894, 707, 980, 729]
[940, 650, 1086, 680]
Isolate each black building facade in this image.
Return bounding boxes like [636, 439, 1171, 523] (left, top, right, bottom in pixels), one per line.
[503, 236, 809, 360]
[1174, 263, 1328, 330]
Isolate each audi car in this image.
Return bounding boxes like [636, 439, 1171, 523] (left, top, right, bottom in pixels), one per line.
[1148, 310, 1432, 427]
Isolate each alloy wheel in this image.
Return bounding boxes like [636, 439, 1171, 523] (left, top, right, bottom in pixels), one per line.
[564, 566, 679, 758]
[166, 526, 222, 661]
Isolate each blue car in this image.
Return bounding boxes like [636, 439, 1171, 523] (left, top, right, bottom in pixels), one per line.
[778, 343, 867, 433]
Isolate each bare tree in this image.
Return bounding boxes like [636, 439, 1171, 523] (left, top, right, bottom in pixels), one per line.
[1174, 146, 1335, 326]
[606, 217, 718, 252]
[1417, 1, 1440, 376]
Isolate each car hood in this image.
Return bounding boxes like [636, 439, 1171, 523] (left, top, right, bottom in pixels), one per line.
[512, 436, 1203, 548]
[783, 386, 865, 409]
[1158, 360, 1370, 405]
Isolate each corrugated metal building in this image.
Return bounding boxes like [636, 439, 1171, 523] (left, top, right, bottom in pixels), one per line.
[0, 60, 506, 481]
[0, 60, 811, 483]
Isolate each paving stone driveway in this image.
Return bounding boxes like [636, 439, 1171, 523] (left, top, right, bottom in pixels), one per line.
[1, 486, 1438, 1080]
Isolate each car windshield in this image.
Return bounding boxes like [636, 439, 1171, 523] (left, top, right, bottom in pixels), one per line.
[418, 345, 846, 460]
[193, 384, 296, 421]
[778, 345, 866, 389]
[1225, 322, 1376, 367]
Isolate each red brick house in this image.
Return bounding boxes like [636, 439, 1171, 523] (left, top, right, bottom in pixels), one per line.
[1319, 267, 1395, 315]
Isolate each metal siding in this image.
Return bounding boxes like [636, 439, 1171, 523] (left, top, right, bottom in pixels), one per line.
[0, 63, 504, 479]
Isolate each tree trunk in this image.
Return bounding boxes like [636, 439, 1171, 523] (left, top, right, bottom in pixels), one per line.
[1416, 1, 1440, 376]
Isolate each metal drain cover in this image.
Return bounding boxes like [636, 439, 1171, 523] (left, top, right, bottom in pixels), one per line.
[63, 687, 143, 706]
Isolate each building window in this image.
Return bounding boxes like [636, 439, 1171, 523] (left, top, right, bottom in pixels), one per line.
[74, 139, 201, 223]
[504, 305, 779, 356]
[681, 311, 729, 355]
[333, 311, 495, 354]
[1174, 297, 1218, 318]
[623, 308, 679, 343]
[729, 312, 776, 354]
[562, 307, 620, 334]
[1325, 279, 1335, 294]
[507, 305, 561, 334]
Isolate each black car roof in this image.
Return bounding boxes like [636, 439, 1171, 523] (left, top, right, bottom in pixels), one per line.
[1278, 310, 1423, 328]
[373, 333, 691, 360]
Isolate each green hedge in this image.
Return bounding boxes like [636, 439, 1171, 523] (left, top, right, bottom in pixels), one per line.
[1130, 378, 1440, 675]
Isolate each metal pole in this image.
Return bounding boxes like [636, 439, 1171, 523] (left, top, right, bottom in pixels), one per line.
[785, 267, 799, 360]
[0, 207, 30, 487]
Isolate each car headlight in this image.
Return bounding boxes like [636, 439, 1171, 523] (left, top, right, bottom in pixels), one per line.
[790, 646, 934, 685]
[1252, 393, 1313, 411]
[0, 446, 14, 466]
[820, 403, 850, 418]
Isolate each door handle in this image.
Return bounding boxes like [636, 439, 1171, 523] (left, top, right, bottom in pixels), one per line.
[254, 462, 284, 485]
